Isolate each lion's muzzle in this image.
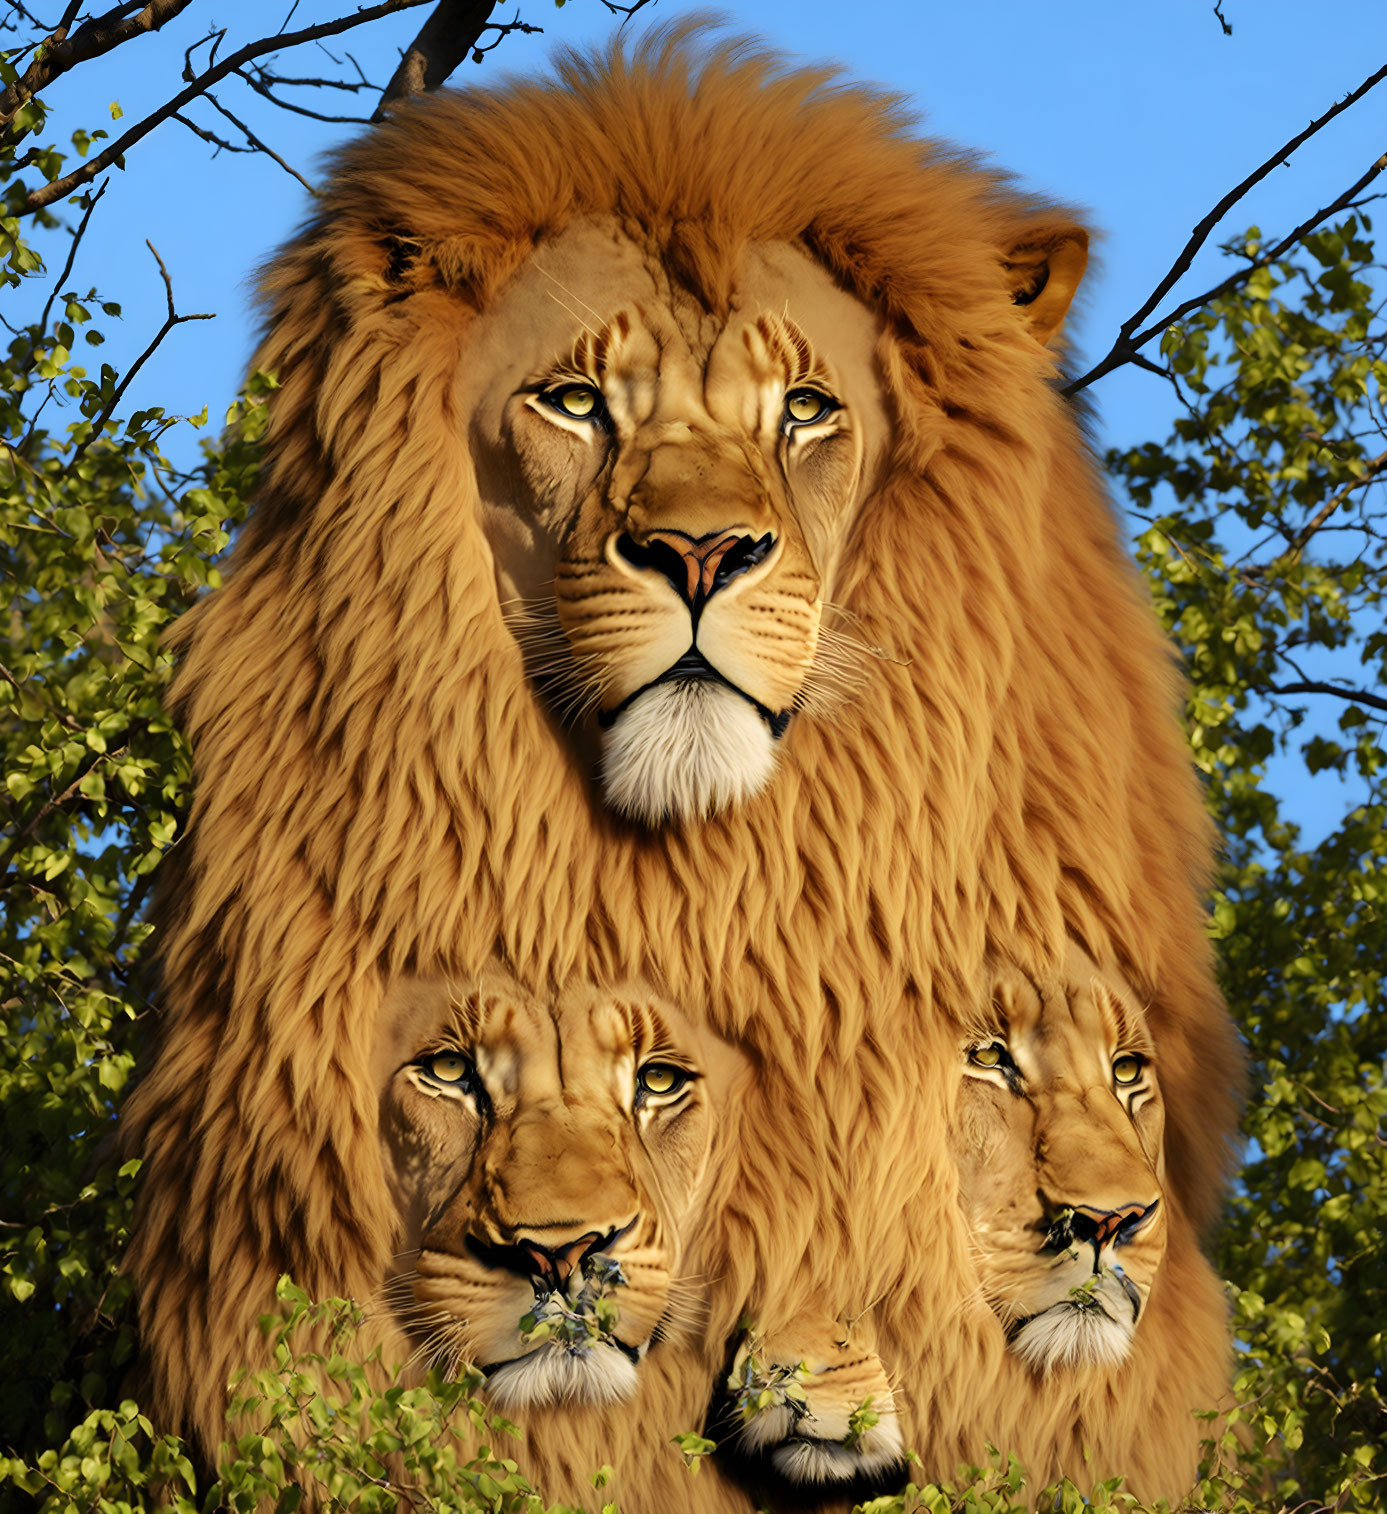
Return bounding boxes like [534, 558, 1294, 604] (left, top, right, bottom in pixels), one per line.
[615, 526, 777, 623]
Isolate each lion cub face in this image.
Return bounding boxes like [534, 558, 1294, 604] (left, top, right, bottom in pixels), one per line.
[463, 219, 890, 825]
[950, 952, 1168, 1374]
[375, 970, 746, 1410]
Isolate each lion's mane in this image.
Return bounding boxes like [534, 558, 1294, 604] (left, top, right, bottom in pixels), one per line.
[122, 26, 1239, 1507]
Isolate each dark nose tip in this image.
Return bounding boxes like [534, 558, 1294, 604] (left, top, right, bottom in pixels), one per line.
[468, 1227, 621, 1293]
[1067, 1200, 1159, 1251]
[616, 528, 775, 608]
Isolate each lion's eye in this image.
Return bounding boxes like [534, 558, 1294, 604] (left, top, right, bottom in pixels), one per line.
[1112, 1054, 1145, 1086]
[421, 1052, 478, 1089]
[783, 388, 838, 429]
[636, 1062, 692, 1099]
[541, 383, 607, 423]
[967, 1042, 1010, 1071]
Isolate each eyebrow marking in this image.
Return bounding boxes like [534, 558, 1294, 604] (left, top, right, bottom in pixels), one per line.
[755, 312, 824, 387]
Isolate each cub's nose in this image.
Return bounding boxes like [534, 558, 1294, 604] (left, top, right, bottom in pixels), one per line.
[615, 528, 775, 609]
[1067, 1200, 1159, 1252]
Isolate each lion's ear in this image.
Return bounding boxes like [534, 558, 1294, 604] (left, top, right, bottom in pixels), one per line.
[1002, 227, 1089, 347]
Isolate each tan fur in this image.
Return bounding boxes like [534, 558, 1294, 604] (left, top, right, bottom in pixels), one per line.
[122, 24, 1240, 1505]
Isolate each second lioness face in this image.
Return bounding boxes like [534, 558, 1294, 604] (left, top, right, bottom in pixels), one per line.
[461, 220, 890, 825]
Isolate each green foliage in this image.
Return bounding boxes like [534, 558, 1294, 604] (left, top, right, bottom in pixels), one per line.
[2, 1281, 585, 1514]
[856, 1446, 1156, 1514]
[2, 25, 1383, 1513]
[0, 48, 256, 1501]
[1111, 219, 1386, 1511]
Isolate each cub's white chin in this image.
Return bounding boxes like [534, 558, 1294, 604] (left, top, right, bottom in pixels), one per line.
[484, 1342, 639, 1409]
[600, 679, 779, 825]
[1011, 1300, 1136, 1375]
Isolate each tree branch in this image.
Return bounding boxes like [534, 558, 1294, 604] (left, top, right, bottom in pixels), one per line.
[1, 0, 196, 131]
[36, 178, 106, 339]
[372, 0, 497, 121]
[202, 89, 315, 192]
[18, 0, 435, 214]
[0, 746, 127, 882]
[66, 240, 213, 468]
[1066, 61, 1387, 395]
[1286, 448, 1387, 558]
[1263, 681, 1387, 715]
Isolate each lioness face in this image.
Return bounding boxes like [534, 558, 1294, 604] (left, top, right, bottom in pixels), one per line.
[462, 219, 890, 825]
[376, 970, 745, 1410]
[950, 953, 1168, 1374]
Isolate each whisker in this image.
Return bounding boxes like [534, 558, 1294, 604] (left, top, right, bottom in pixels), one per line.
[538, 282, 601, 340]
[532, 262, 606, 326]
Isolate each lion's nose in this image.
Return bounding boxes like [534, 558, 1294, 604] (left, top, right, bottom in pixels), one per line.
[615, 528, 775, 610]
[467, 1225, 626, 1293]
[1067, 1200, 1159, 1252]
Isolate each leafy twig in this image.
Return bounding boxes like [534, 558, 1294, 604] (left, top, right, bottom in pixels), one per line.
[1285, 448, 1387, 558]
[66, 240, 213, 470]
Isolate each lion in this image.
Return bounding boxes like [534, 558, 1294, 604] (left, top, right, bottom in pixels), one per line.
[952, 955, 1173, 1375]
[945, 953, 1231, 1500]
[369, 969, 760, 1511]
[122, 25, 1241, 1503]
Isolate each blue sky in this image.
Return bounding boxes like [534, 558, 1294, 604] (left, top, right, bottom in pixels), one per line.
[19, 0, 1384, 840]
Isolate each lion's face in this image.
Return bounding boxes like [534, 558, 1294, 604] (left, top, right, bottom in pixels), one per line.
[950, 953, 1168, 1375]
[461, 219, 890, 825]
[375, 970, 746, 1410]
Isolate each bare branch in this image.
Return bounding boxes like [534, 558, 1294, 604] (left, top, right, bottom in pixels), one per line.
[372, 0, 498, 120]
[171, 109, 251, 156]
[1066, 61, 1387, 395]
[66, 240, 213, 468]
[236, 64, 374, 126]
[1263, 681, 1387, 715]
[202, 89, 315, 192]
[1212, 1, 1232, 36]
[1, 0, 197, 132]
[18, 0, 435, 214]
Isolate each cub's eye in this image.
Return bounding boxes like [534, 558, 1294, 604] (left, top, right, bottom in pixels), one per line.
[420, 1052, 478, 1089]
[782, 388, 838, 429]
[636, 1062, 693, 1099]
[541, 383, 607, 424]
[967, 1042, 1011, 1071]
[1112, 1054, 1145, 1086]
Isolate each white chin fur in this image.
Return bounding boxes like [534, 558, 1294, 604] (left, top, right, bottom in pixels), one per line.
[1011, 1302, 1135, 1374]
[484, 1342, 639, 1409]
[769, 1434, 905, 1485]
[738, 1400, 904, 1486]
[600, 680, 779, 825]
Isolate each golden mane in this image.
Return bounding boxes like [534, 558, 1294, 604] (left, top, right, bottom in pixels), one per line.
[122, 24, 1240, 1506]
